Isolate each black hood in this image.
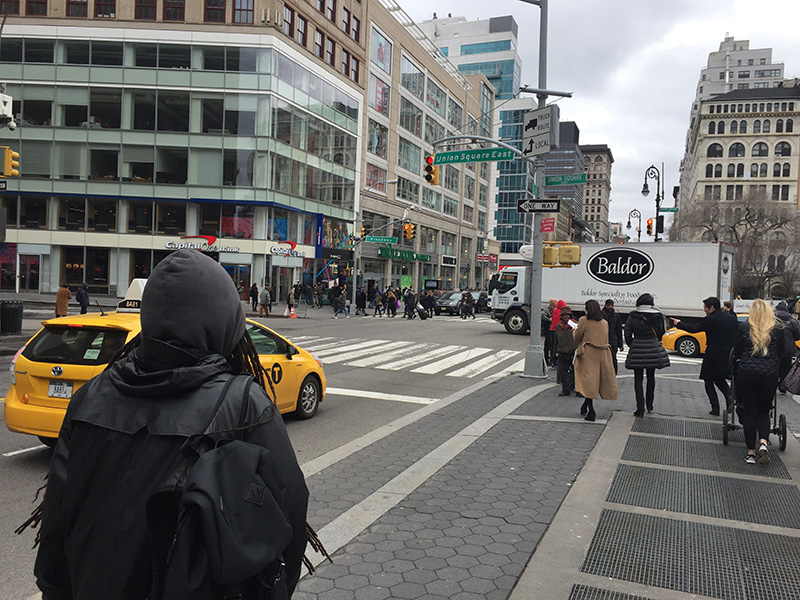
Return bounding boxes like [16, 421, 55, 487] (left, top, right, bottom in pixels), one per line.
[139, 249, 245, 368]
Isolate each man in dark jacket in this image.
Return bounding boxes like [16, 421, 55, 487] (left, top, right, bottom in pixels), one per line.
[35, 250, 309, 599]
[602, 299, 624, 374]
[75, 282, 90, 315]
[671, 296, 739, 415]
[775, 300, 800, 393]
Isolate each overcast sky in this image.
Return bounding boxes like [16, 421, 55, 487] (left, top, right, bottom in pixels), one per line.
[396, 0, 800, 232]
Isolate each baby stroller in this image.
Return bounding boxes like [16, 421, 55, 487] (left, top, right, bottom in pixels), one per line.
[723, 362, 787, 450]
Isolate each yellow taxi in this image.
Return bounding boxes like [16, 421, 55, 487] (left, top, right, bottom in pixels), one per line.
[4, 280, 326, 446]
[662, 314, 800, 358]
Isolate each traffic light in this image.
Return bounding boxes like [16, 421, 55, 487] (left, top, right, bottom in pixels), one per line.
[558, 244, 581, 264]
[656, 215, 664, 234]
[403, 223, 412, 239]
[409, 223, 416, 239]
[2, 146, 19, 177]
[359, 225, 366, 238]
[646, 218, 653, 236]
[424, 155, 440, 185]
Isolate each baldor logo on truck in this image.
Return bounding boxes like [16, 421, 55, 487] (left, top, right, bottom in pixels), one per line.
[587, 248, 653, 285]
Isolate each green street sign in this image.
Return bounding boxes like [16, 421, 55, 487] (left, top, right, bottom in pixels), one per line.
[659, 207, 679, 213]
[365, 235, 398, 244]
[545, 173, 587, 186]
[433, 148, 515, 165]
[531, 184, 539, 197]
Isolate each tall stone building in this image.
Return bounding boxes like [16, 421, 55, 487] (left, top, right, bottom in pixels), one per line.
[579, 144, 613, 242]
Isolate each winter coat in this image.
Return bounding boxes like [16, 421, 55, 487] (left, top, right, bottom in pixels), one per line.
[574, 317, 619, 400]
[775, 302, 800, 357]
[34, 250, 308, 600]
[76, 284, 90, 309]
[259, 288, 271, 305]
[249, 284, 258, 300]
[287, 289, 295, 305]
[55, 286, 72, 316]
[602, 308, 623, 350]
[624, 307, 670, 370]
[554, 322, 578, 355]
[731, 322, 784, 380]
[675, 308, 738, 380]
[550, 300, 566, 331]
[356, 290, 367, 309]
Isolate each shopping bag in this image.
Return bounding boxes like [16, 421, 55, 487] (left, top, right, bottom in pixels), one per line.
[283, 307, 289, 317]
[784, 359, 800, 395]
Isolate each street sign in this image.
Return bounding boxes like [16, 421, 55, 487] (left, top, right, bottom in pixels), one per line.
[521, 105, 560, 158]
[0, 181, 6, 191]
[541, 217, 556, 232]
[517, 197, 561, 213]
[433, 147, 515, 165]
[365, 235, 398, 244]
[659, 207, 679, 213]
[545, 173, 586, 186]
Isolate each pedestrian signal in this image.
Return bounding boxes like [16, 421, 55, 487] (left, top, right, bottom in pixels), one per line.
[424, 155, 440, 185]
[646, 218, 653, 236]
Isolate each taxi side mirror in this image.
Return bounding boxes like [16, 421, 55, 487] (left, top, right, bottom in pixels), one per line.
[286, 345, 298, 359]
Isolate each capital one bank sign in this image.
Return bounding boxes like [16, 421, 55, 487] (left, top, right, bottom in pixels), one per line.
[586, 247, 653, 285]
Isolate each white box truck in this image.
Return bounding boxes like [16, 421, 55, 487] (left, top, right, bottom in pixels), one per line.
[491, 242, 735, 335]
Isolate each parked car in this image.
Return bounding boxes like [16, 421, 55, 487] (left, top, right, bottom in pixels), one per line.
[435, 290, 489, 315]
[4, 280, 327, 447]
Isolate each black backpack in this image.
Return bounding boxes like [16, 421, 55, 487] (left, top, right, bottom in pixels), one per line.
[148, 375, 293, 600]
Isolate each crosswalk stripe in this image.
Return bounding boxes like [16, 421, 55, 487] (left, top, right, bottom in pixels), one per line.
[313, 339, 387, 358]
[346, 343, 429, 368]
[323, 342, 397, 364]
[497, 359, 525, 376]
[446, 350, 520, 378]
[377, 345, 465, 371]
[287, 336, 319, 342]
[411, 347, 493, 374]
[300, 338, 354, 352]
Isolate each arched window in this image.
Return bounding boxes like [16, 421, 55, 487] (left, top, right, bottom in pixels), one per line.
[728, 142, 745, 157]
[708, 121, 716, 135]
[727, 164, 735, 177]
[768, 255, 776, 272]
[718, 121, 725, 134]
[707, 143, 723, 158]
[753, 120, 761, 134]
[715, 164, 723, 178]
[783, 163, 791, 177]
[774, 163, 782, 177]
[594, 156, 603, 162]
[706, 164, 713, 177]
[730, 120, 738, 134]
[775, 142, 791, 157]
[778, 255, 786, 272]
[752, 142, 769, 157]
[787, 119, 794, 133]
[740, 120, 747, 133]
[776, 119, 784, 133]
[751, 163, 759, 177]
[736, 163, 744, 177]
[762, 119, 770, 133]
[760, 163, 767, 177]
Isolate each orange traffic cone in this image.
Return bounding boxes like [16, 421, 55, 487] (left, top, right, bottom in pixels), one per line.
[290, 307, 297, 319]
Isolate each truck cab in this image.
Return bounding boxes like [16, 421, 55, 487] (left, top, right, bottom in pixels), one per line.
[491, 266, 533, 334]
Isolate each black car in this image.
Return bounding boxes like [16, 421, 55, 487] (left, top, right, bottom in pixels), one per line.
[435, 291, 488, 315]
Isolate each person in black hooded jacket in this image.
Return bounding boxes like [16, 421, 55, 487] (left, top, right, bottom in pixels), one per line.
[624, 293, 670, 417]
[774, 300, 800, 393]
[34, 249, 309, 600]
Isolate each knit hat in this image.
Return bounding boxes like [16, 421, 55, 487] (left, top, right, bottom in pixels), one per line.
[636, 293, 654, 307]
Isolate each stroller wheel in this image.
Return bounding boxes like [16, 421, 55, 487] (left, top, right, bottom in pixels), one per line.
[779, 414, 787, 451]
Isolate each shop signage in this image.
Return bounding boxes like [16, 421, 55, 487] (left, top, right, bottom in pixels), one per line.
[441, 255, 457, 267]
[321, 247, 353, 261]
[378, 247, 432, 262]
[167, 235, 240, 253]
[587, 247, 654, 286]
[489, 254, 498, 266]
[476, 254, 490, 263]
[269, 241, 306, 258]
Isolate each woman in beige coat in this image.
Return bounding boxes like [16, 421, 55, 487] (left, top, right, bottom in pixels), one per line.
[574, 299, 619, 421]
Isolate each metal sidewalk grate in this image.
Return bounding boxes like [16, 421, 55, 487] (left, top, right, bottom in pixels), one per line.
[632, 416, 749, 444]
[569, 584, 653, 599]
[621, 435, 791, 479]
[582, 509, 800, 599]
[607, 464, 800, 528]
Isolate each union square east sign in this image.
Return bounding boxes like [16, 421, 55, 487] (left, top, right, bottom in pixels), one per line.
[378, 247, 432, 262]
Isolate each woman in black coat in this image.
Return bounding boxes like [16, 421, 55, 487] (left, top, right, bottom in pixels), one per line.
[731, 299, 784, 465]
[624, 293, 670, 417]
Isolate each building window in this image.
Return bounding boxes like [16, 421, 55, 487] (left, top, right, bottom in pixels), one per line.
[325, 38, 335, 67]
[341, 7, 350, 34]
[66, 0, 86, 16]
[163, 0, 184, 20]
[775, 142, 791, 157]
[397, 137, 421, 173]
[399, 97, 422, 138]
[1, 0, 20, 14]
[313, 31, 324, 59]
[352, 17, 360, 43]
[776, 119, 784, 133]
[706, 143, 723, 158]
[325, 0, 334, 21]
[233, 0, 252, 23]
[295, 15, 307, 47]
[368, 74, 390, 116]
[135, 0, 156, 19]
[283, 6, 294, 37]
[370, 26, 392, 74]
[730, 121, 738, 134]
[717, 121, 725, 134]
[26, 0, 46, 14]
[753, 120, 761, 134]
[752, 142, 768, 157]
[94, 0, 115, 16]
[350, 57, 359, 83]
[205, 0, 225, 22]
[341, 49, 350, 77]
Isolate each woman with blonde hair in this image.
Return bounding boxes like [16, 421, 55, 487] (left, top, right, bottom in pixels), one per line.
[731, 299, 785, 465]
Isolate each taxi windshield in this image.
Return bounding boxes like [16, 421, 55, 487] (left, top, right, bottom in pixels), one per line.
[23, 326, 129, 366]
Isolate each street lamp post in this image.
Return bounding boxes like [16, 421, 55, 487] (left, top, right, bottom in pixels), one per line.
[641, 163, 663, 242]
[353, 179, 398, 310]
[626, 209, 641, 243]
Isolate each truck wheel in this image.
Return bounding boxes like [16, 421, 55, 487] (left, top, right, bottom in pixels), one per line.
[504, 310, 529, 335]
[676, 336, 700, 358]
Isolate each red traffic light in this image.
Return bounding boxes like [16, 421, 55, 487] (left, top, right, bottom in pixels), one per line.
[426, 155, 434, 165]
[646, 218, 653, 226]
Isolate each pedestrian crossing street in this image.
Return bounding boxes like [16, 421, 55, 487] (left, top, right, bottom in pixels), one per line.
[289, 335, 525, 379]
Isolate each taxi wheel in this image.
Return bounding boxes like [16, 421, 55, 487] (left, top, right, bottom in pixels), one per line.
[295, 375, 320, 420]
[38, 436, 57, 448]
[676, 336, 700, 358]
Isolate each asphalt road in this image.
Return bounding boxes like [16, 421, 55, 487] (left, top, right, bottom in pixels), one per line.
[0, 306, 532, 599]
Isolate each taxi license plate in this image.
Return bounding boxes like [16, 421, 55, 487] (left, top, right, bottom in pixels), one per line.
[48, 380, 74, 399]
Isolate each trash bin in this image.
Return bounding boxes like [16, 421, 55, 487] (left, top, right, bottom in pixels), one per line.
[0, 300, 24, 335]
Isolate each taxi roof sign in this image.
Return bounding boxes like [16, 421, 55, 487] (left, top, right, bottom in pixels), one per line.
[117, 278, 148, 312]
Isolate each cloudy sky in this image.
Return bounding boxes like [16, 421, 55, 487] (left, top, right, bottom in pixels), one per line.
[396, 0, 800, 230]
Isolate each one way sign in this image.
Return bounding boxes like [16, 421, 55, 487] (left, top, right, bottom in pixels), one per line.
[521, 105, 560, 158]
[517, 197, 561, 213]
